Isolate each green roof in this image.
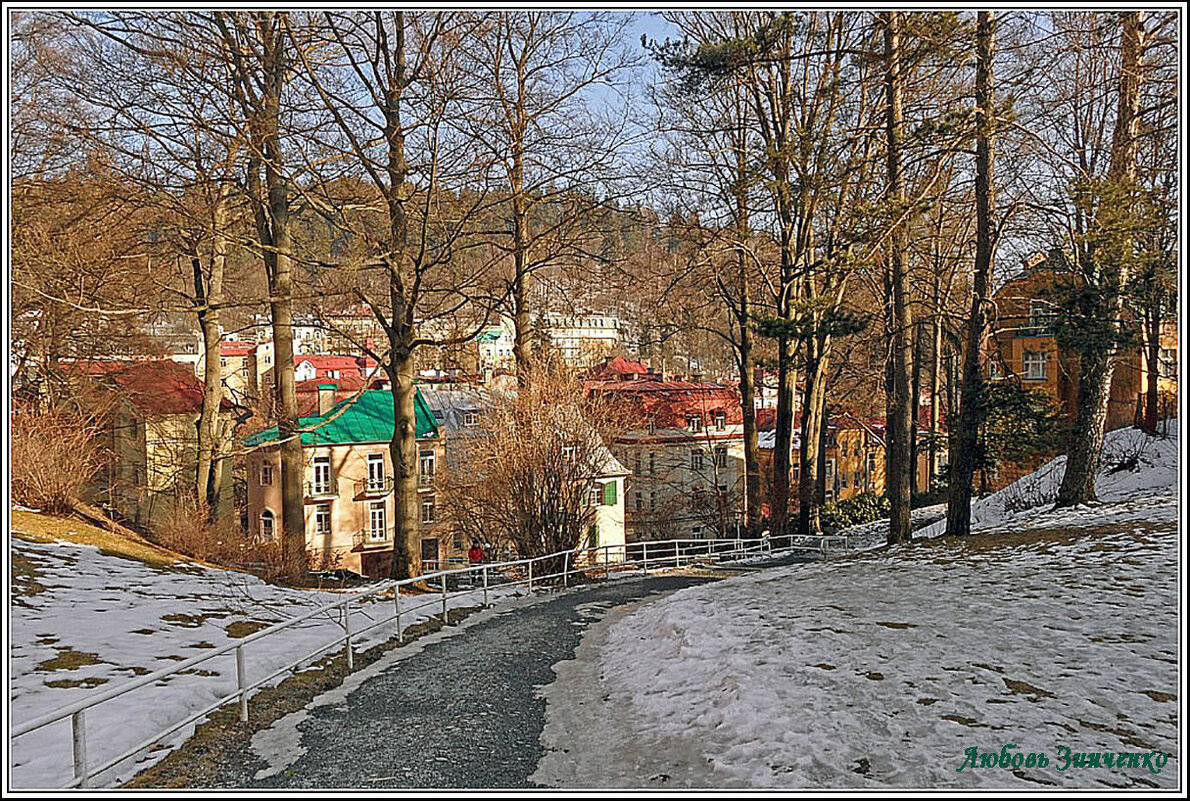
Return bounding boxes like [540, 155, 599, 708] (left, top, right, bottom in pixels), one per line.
[245, 389, 438, 447]
[476, 329, 503, 343]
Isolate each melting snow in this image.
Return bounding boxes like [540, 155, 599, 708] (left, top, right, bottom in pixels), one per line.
[9, 539, 517, 789]
[538, 423, 1180, 788]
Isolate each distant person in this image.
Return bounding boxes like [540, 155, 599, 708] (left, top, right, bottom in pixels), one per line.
[468, 542, 484, 564]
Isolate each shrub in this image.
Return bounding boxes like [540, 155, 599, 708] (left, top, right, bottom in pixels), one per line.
[11, 405, 107, 515]
[821, 492, 891, 533]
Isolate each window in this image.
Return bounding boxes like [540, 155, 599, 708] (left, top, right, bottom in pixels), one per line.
[1023, 351, 1046, 380]
[1029, 299, 1053, 331]
[463, 410, 479, 427]
[260, 509, 275, 541]
[635, 490, 643, 511]
[713, 446, 728, 469]
[687, 414, 702, 433]
[589, 483, 603, 506]
[649, 490, 656, 510]
[421, 497, 436, 524]
[589, 524, 599, 548]
[713, 411, 727, 430]
[1159, 348, 1177, 379]
[314, 504, 331, 536]
[854, 471, 861, 488]
[989, 359, 1003, 379]
[634, 454, 642, 476]
[841, 472, 849, 489]
[259, 463, 274, 487]
[603, 481, 617, 506]
[368, 501, 386, 540]
[691, 525, 704, 539]
[419, 449, 436, 479]
[367, 453, 386, 491]
[312, 456, 332, 495]
[867, 452, 877, 475]
[792, 462, 800, 481]
[648, 451, 656, 475]
[690, 449, 704, 471]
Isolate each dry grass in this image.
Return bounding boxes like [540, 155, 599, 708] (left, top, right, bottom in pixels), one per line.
[10, 507, 195, 569]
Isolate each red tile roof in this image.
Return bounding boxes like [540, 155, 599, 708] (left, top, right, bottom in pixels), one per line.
[583, 355, 657, 381]
[80, 359, 231, 415]
[219, 341, 257, 356]
[588, 378, 743, 428]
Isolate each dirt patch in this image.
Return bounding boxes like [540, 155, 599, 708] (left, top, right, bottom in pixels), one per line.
[35, 647, 107, 672]
[161, 612, 230, 629]
[11, 550, 51, 603]
[123, 606, 483, 789]
[225, 620, 270, 639]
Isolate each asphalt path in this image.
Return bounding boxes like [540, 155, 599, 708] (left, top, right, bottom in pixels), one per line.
[212, 574, 714, 789]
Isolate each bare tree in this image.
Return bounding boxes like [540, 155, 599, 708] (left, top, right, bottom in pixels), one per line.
[438, 357, 628, 575]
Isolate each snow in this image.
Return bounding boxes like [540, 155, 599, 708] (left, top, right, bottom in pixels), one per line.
[538, 423, 1180, 789]
[9, 537, 521, 789]
[844, 423, 1179, 549]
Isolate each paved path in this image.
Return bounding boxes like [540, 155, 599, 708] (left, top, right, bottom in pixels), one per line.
[212, 575, 711, 789]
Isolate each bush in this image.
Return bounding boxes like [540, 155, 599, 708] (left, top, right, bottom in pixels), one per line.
[11, 405, 107, 515]
[821, 492, 891, 533]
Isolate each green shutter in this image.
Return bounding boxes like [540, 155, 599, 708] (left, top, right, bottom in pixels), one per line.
[603, 480, 617, 505]
[589, 523, 599, 548]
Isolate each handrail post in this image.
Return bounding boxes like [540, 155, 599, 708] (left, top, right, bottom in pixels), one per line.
[441, 572, 449, 625]
[563, 551, 570, 588]
[528, 559, 534, 592]
[482, 565, 489, 607]
[344, 601, 354, 672]
[71, 710, 88, 788]
[395, 588, 403, 643]
[642, 540, 649, 574]
[235, 645, 248, 722]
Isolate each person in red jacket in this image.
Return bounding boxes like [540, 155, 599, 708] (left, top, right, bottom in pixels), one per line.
[468, 542, 485, 564]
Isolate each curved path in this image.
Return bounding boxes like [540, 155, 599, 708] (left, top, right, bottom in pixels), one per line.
[212, 575, 710, 789]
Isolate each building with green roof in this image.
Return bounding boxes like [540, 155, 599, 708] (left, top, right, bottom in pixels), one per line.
[243, 388, 446, 578]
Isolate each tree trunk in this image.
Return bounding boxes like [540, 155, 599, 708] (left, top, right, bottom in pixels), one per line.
[946, 11, 996, 536]
[883, 11, 913, 545]
[798, 341, 829, 535]
[388, 351, 419, 579]
[910, 321, 923, 495]
[1143, 304, 1160, 434]
[194, 187, 231, 520]
[254, 13, 305, 575]
[734, 133, 761, 535]
[382, 12, 420, 580]
[929, 280, 942, 487]
[1056, 11, 1144, 507]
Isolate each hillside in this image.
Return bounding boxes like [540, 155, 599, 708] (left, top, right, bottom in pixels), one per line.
[9, 511, 497, 789]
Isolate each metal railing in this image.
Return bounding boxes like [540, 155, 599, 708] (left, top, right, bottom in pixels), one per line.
[10, 533, 845, 789]
[303, 480, 337, 501]
[351, 528, 392, 550]
[353, 477, 394, 497]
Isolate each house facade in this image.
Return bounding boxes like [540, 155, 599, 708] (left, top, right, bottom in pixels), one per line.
[985, 257, 1179, 488]
[757, 410, 889, 511]
[244, 389, 448, 577]
[585, 357, 745, 542]
[81, 359, 238, 528]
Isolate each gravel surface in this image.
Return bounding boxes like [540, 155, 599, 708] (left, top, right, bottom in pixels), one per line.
[207, 575, 712, 789]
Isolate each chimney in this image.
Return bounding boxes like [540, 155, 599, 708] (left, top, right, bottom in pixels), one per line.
[318, 382, 337, 415]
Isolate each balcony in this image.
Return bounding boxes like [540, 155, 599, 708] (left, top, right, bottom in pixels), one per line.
[353, 528, 392, 551]
[354, 477, 394, 499]
[304, 481, 337, 502]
